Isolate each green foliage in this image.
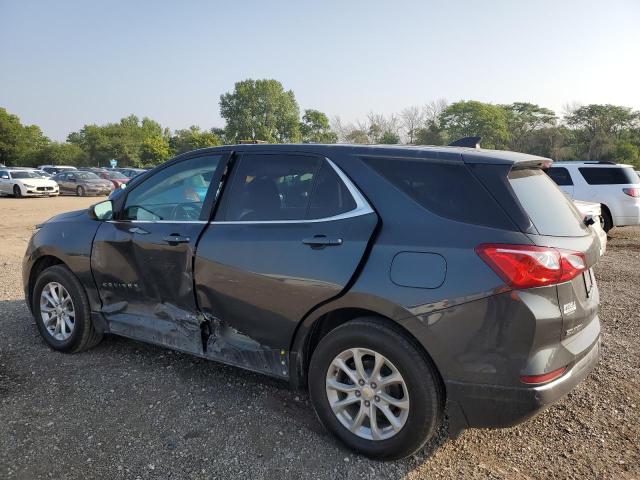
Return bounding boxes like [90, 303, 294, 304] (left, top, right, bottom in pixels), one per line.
[35, 142, 88, 166]
[500, 102, 557, 152]
[439, 101, 510, 149]
[300, 110, 337, 143]
[344, 129, 369, 144]
[415, 124, 445, 146]
[219, 79, 301, 143]
[378, 130, 401, 144]
[0, 107, 49, 166]
[170, 126, 222, 155]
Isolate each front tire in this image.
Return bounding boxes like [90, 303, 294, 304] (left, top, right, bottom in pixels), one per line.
[308, 317, 443, 460]
[13, 185, 22, 198]
[601, 206, 613, 233]
[32, 265, 102, 353]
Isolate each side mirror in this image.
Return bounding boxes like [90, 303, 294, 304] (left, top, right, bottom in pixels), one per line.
[88, 200, 113, 221]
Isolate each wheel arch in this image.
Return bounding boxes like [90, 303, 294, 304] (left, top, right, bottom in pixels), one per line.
[27, 254, 65, 311]
[289, 301, 446, 403]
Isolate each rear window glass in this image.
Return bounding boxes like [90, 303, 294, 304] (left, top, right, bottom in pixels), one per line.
[509, 169, 587, 237]
[547, 167, 573, 186]
[365, 157, 514, 229]
[578, 167, 639, 185]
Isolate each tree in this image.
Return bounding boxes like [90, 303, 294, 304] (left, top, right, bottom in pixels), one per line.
[379, 130, 401, 144]
[500, 102, 557, 152]
[34, 142, 87, 166]
[439, 101, 510, 149]
[0, 107, 49, 166]
[400, 106, 424, 144]
[219, 79, 301, 143]
[170, 126, 222, 155]
[299, 109, 337, 143]
[565, 104, 639, 160]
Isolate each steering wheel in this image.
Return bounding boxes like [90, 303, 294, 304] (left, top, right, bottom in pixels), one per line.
[171, 203, 200, 221]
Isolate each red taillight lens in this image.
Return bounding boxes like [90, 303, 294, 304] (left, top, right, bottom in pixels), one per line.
[476, 244, 586, 289]
[623, 187, 640, 197]
[520, 367, 566, 384]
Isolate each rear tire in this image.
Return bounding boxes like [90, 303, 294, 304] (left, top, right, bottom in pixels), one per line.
[13, 185, 22, 198]
[601, 206, 613, 233]
[308, 317, 443, 460]
[32, 265, 102, 353]
[76, 186, 85, 197]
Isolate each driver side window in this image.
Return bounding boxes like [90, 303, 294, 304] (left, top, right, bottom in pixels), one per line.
[123, 155, 221, 221]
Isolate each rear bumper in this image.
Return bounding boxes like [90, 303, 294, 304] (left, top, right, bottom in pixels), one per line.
[446, 337, 600, 431]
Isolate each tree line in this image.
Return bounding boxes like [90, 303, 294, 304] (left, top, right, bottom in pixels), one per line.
[1, 78, 639, 168]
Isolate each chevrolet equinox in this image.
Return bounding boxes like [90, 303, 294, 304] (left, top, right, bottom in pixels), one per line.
[23, 144, 601, 460]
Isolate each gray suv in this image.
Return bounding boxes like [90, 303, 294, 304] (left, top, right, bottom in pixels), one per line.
[23, 144, 601, 459]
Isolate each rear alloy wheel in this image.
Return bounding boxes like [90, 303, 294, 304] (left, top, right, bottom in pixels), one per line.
[13, 185, 22, 198]
[76, 185, 85, 197]
[309, 318, 443, 460]
[601, 206, 613, 233]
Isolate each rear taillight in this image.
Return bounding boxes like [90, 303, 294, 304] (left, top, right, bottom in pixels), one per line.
[520, 366, 566, 385]
[623, 187, 640, 197]
[476, 244, 586, 289]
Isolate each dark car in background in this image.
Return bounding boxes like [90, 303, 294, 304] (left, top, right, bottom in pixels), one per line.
[23, 144, 601, 459]
[51, 170, 114, 196]
[116, 167, 147, 179]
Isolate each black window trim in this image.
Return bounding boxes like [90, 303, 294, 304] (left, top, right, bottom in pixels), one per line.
[212, 157, 373, 224]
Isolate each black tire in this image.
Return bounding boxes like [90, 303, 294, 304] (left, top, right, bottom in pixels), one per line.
[13, 185, 22, 198]
[32, 264, 102, 353]
[308, 317, 443, 460]
[76, 186, 85, 197]
[601, 206, 613, 233]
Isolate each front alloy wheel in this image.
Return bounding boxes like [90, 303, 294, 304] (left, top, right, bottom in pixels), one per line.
[326, 348, 409, 440]
[39, 281, 75, 340]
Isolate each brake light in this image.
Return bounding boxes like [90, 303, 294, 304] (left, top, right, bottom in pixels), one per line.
[476, 244, 586, 289]
[623, 188, 640, 197]
[520, 367, 566, 385]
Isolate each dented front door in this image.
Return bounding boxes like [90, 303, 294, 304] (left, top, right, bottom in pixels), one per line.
[90, 153, 229, 354]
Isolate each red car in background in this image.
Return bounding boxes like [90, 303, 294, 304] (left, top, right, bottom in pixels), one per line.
[98, 170, 130, 189]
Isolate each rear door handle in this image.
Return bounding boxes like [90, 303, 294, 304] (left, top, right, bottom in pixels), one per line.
[163, 234, 191, 245]
[302, 235, 343, 247]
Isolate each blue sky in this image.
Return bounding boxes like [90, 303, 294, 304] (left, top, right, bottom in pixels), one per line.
[1, 0, 639, 140]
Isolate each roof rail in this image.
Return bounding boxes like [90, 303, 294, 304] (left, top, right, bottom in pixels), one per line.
[448, 136, 481, 148]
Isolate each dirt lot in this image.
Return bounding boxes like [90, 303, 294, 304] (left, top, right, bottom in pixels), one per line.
[0, 196, 638, 479]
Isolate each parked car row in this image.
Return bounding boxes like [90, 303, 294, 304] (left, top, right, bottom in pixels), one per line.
[0, 166, 148, 198]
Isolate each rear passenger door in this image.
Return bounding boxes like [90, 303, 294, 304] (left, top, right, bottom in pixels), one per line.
[194, 152, 378, 350]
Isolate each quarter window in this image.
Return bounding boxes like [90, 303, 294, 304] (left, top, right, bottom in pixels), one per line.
[123, 155, 221, 221]
[546, 167, 573, 186]
[578, 167, 640, 185]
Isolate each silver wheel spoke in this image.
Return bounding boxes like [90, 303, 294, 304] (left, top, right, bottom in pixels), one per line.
[42, 292, 56, 306]
[332, 358, 359, 385]
[379, 392, 410, 410]
[370, 352, 385, 381]
[349, 404, 366, 432]
[64, 316, 74, 331]
[378, 404, 402, 431]
[379, 373, 403, 387]
[370, 404, 382, 440]
[326, 378, 359, 393]
[352, 348, 367, 380]
[330, 395, 360, 413]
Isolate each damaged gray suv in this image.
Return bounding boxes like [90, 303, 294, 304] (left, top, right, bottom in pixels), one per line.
[23, 144, 601, 460]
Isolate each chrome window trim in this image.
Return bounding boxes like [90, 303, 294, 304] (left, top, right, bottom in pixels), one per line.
[212, 158, 373, 225]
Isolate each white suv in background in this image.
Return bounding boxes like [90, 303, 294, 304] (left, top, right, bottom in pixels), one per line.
[547, 161, 640, 232]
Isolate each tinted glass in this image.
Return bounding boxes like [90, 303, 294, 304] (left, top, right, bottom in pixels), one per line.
[579, 167, 640, 185]
[221, 154, 321, 221]
[307, 163, 357, 219]
[547, 167, 573, 186]
[509, 169, 587, 237]
[365, 157, 513, 229]
[123, 155, 220, 221]
[75, 172, 100, 179]
[106, 171, 127, 179]
[11, 171, 39, 179]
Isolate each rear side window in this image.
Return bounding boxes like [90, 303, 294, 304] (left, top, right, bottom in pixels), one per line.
[578, 167, 639, 185]
[365, 157, 514, 229]
[509, 169, 587, 237]
[307, 163, 357, 219]
[547, 167, 573, 186]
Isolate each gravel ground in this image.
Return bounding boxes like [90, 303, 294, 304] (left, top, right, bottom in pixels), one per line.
[0, 197, 638, 479]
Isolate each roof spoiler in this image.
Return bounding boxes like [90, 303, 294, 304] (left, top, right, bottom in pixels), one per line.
[448, 136, 481, 148]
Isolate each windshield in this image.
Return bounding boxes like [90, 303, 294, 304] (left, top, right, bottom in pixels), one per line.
[76, 172, 100, 179]
[11, 171, 40, 179]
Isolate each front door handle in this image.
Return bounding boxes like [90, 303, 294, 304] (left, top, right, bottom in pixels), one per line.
[302, 235, 343, 248]
[163, 234, 191, 245]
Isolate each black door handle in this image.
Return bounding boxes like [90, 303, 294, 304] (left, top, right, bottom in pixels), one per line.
[302, 235, 343, 248]
[163, 234, 191, 245]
